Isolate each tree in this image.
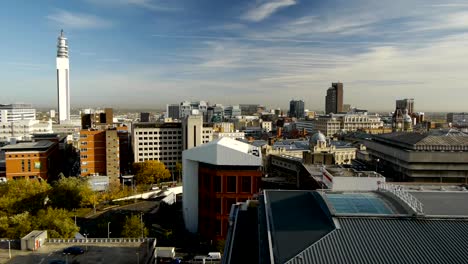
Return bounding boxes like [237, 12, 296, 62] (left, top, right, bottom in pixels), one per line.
[35, 208, 79, 238]
[133, 160, 171, 185]
[49, 176, 88, 210]
[2, 212, 33, 238]
[0, 179, 50, 215]
[121, 215, 148, 238]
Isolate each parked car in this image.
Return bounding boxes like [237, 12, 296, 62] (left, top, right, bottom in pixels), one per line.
[63, 246, 84, 255]
[49, 260, 66, 264]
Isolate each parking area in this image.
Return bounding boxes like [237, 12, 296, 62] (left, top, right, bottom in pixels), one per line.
[4, 242, 147, 264]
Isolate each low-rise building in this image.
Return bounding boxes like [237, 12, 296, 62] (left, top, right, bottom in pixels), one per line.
[363, 130, 468, 182]
[2, 140, 60, 180]
[313, 113, 383, 137]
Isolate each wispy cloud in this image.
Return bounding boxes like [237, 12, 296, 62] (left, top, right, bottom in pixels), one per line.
[85, 0, 180, 12]
[46, 9, 113, 29]
[242, 0, 297, 22]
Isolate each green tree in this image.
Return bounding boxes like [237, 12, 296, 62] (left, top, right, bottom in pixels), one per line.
[4, 212, 34, 238]
[35, 207, 79, 238]
[49, 176, 89, 210]
[121, 215, 148, 238]
[133, 160, 171, 185]
[0, 179, 50, 215]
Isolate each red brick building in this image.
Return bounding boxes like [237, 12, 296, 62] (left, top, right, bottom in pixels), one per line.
[2, 141, 60, 180]
[182, 137, 263, 241]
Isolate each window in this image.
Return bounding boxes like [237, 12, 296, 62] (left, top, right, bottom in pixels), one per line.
[215, 198, 221, 213]
[216, 219, 222, 236]
[225, 198, 236, 214]
[227, 176, 236, 193]
[214, 176, 221, 192]
[241, 176, 251, 193]
[203, 175, 211, 190]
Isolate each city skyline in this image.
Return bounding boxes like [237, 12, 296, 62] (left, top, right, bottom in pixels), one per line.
[1, 1, 468, 111]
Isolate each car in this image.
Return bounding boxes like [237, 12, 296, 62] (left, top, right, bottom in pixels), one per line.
[49, 260, 66, 264]
[63, 246, 84, 255]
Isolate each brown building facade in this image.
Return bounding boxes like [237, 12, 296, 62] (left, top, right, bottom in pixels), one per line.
[80, 127, 127, 183]
[80, 130, 106, 177]
[3, 141, 60, 180]
[325, 82, 344, 114]
[198, 163, 262, 240]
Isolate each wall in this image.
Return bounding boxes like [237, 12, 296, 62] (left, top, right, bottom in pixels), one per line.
[332, 176, 385, 191]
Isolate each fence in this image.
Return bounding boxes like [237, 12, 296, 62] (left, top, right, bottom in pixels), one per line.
[47, 238, 153, 244]
[378, 183, 424, 215]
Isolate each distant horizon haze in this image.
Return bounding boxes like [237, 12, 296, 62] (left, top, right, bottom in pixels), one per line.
[1, 1, 468, 112]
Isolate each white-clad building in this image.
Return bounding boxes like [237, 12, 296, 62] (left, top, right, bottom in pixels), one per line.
[132, 115, 213, 172]
[261, 121, 272, 133]
[0, 120, 53, 142]
[182, 137, 262, 236]
[0, 104, 36, 123]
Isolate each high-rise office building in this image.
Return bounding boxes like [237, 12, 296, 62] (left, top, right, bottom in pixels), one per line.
[166, 104, 180, 120]
[396, 98, 414, 115]
[289, 100, 305, 118]
[325, 82, 344, 114]
[56, 30, 70, 123]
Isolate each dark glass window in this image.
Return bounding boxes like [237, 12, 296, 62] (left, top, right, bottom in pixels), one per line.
[214, 176, 221, 193]
[241, 176, 251, 193]
[226, 176, 236, 193]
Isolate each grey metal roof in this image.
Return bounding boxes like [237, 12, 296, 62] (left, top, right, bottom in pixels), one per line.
[286, 217, 468, 264]
[374, 132, 468, 150]
[265, 190, 335, 264]
[410, 192, 468, 216]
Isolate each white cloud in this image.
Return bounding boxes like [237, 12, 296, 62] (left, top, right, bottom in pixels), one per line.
[242, 0, 297, 22]
[46, 10, 112, 29]
[85, 0, 179, 12]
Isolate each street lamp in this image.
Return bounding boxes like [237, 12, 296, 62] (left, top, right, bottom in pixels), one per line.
[375, 158, 380, 172]
[84, 233, 89, 251]
[107, 222, 111, 239]
[64, 253, 70, 264]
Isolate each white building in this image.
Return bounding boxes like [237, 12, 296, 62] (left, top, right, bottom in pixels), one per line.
[0, 104, 36, 123]
[182, 115, 213, 150]
[179, 101, 208, 119]
[213, 131, 245, 140]
[182, 137, 262, 233]
[0, 120, 53, 142]
[132, 115, 213, 171]
[261, 121, 272, 133]
[56, 30, 70, 123]
[313, 113, 383, 137]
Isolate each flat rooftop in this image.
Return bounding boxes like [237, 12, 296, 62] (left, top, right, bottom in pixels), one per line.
[410, 191, 468, 216]
[1, 141, 55, 151]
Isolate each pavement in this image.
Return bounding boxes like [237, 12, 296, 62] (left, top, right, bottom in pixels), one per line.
[0, 242, 147, 264]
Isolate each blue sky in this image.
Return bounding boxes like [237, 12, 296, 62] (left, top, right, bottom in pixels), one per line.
[1, 0, 468, 111]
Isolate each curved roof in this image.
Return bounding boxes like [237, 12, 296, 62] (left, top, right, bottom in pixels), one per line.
[310, 131, 326, 143]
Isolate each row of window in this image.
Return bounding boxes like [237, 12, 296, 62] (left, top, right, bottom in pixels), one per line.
[138, 136, 182, 140]
[138, 142, 181, 146]
[202, 175, 253, 194]
[136, 131, 181, 135]
[7, 154, 38, 158]
[138, 147, 181, 151]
